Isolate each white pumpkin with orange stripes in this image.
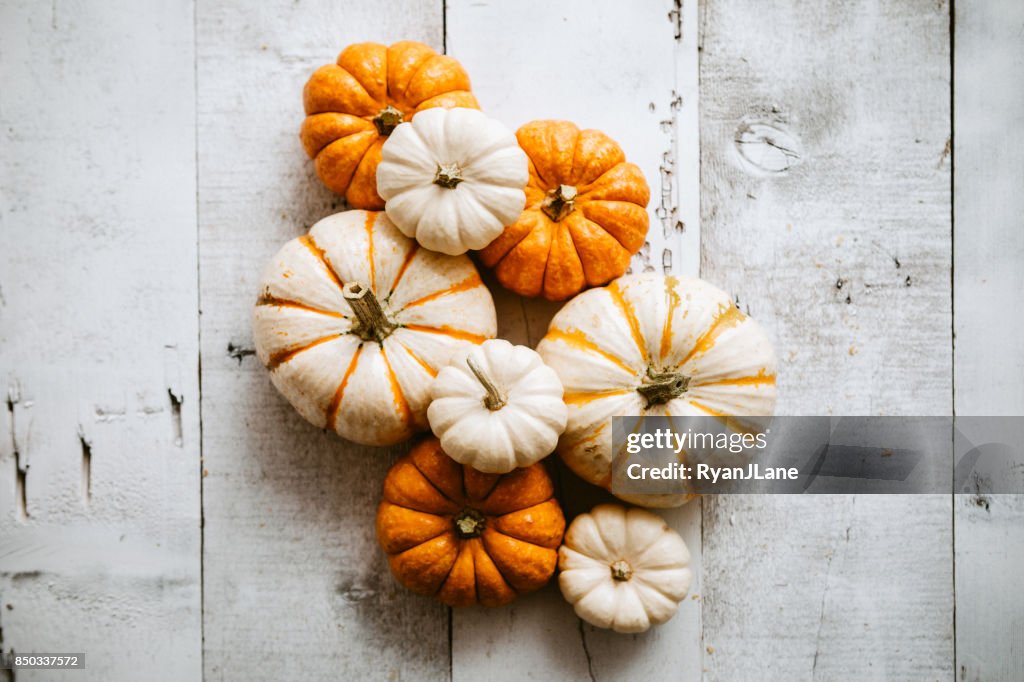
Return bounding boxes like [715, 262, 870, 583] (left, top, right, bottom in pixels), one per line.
[253, 210, 497, 446]
[536, 273, 776, 506]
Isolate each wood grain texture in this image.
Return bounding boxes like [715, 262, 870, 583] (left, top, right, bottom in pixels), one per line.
[196, 2, 451, 680]
[446, 1, 703, 679]
[952, 0, 1024, 679]
[699, 0, 953, 679]
[0, 1, 201, 679]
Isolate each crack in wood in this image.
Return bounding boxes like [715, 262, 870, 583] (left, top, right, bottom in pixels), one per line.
[7, 383, 28, 521]
[668, 0, 683, 40]
[168, 389, 183, 448]
[577, 619, 596, 682]
[226, 342, 256, 364]
[79, 428, 92, 506]
[655, 91, 685, 275]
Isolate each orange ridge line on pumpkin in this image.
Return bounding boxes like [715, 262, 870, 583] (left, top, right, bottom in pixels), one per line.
[471, 540, 481, 606]
[381, 345, 414, 428]
[488, 525, 554, 553]
[543, 328, 636, 376]
[490, 212, 541, 265]
[463, 467, 501, 503]
[388, 522, 451, 555]
[478, 529, 523, 595]
[433, 534, 464, 598]
[389, 242, 419, 295]
[559, 422, 608, 453]
[606, 281, 648, 363]
[477, 468, 553, 515]
[326, 62, 374, 110]
[407, 452, 463, 507]
[685, 402, 765, 438]
[324, 344, 363, 430]
[402, 324, 489, 344]
[575, 206, 635, 252]
[519, 128, 561, 189]
[533, 218, 559, 296]
[678, 303, 747, 367]
[266, 334, 338, 370]
[400, 52, 441, 104]
[691, 370, 777, 388]
[365, 212, 377, 291]
[492, 500, 562, 549]
[398, 273, 483, 311]
[299, 235, 346, 292]
[660, 276, 682, 360]
[257, 294, 346, 318]
[687, 399, 729, 418]
[397, 342, 437, 378]
[562, 389, 633, 406]
[390, 533, 457, 596]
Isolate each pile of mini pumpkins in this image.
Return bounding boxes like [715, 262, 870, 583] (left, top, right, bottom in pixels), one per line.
[253, 41, 777, 634]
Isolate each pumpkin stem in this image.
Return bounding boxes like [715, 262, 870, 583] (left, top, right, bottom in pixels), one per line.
[466, 355, 506, 410]
[343, 281, 396, 343]
[453, 507, 487, 538]
[434, 163, 464, 189]
[541, 184, 578, 222]
[373, 105, 404, 136]
[637, 368, 690, 407]
[610, 559, 634, 581]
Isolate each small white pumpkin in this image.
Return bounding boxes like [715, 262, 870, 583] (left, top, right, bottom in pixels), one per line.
[536, 273, 777, 507]
[559, 504, 692, 633]
[427, 339, 568, 473]
[376, 107, 528, 256]
[252, 210, 497, 446]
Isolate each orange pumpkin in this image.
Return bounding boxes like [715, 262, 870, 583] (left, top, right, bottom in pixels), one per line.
[478, 120, 650, 301]
[376, 437, 565, 607]
[300, 41, 479, 209]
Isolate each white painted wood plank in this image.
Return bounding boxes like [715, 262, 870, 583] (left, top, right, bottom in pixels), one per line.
[447, 2, 703, 679]
[0, 1, 201, 679]
[952, 0, 1024, 679]
[699, 0, 953, 679]
[195, 2, 452, 679]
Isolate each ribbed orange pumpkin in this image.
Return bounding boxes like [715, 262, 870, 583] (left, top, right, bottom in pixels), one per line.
[478, 120, 650, 301]
[376, 438, 565, 607]
[300, 41, 479, 209]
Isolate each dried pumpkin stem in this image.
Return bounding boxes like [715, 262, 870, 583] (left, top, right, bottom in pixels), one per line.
[453, 507, 487, 538]
[541, 184, 578, 222]
[434, 163, 464, 189]
[637, 369, 690, 407]
[610, 559, 634, 581]
[466, 356, 506, 410]
[343, 281, 396, 343]
[373, 105, 404, 136]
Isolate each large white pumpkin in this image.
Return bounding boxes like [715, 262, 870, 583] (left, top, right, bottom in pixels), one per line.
[376, 107, 528, 256]
[559, 504, 692, 633]
[536, 273, 776, 506]
[253, 210, 497, 446]
[427, 339, 567, 473]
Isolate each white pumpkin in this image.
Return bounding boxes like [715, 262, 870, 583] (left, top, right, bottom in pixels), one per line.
[252, 210, 497, 446]
[427, 339, 568, 473]
[536, 273, 777, 507]
[376, 107, 528, 256]
[559, 504, 692, 633]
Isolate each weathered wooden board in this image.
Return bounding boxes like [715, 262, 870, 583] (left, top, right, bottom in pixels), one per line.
[699, 0, 953, 679]
[446, 1, 703, 679]
[0, 1, 201, 679]
[952, 0, 1024, 679]
[196, 2, 452, 679]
